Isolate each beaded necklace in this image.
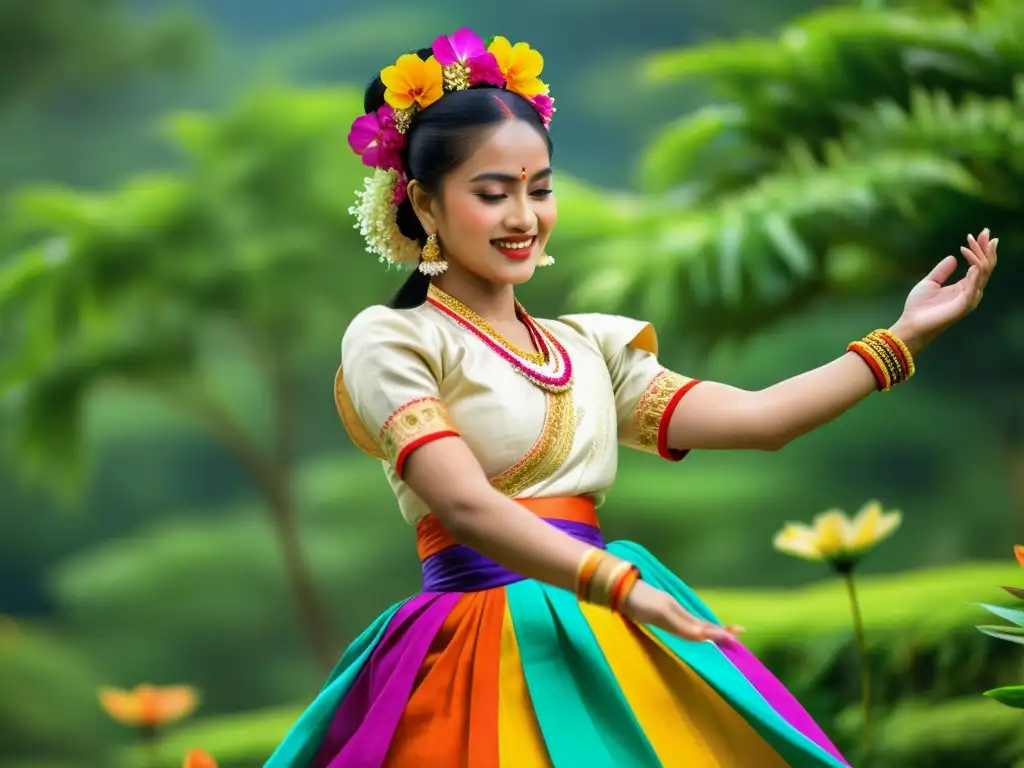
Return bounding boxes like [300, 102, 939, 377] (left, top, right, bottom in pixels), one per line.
[426, 284, 573, 393]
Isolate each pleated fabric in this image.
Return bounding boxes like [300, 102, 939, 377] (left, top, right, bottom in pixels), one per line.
[267, 542, 849, 768]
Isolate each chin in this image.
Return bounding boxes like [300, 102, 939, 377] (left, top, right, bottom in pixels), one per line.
[491, 260, 537, 286]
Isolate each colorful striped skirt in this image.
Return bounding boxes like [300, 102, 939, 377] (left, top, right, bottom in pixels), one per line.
[267, 497, 849, 767]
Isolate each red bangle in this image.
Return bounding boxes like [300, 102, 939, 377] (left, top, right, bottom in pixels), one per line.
[609, 566, 640, 613]
[847, 340, 888, 391]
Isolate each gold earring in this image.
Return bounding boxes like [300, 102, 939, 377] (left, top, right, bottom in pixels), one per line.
[538, 251, 555, 267]
[418, 233, 448, 276]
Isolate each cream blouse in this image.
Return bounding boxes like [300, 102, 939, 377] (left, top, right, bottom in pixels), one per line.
[334, 287, 698, 525]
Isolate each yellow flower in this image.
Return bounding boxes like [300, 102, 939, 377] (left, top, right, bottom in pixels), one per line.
[773, 500, 902, 569]
[487, 37, 548, 98]
[98, 683, 200, 729]
[381, 54, 443, 111]
[184, 749, 218, 768]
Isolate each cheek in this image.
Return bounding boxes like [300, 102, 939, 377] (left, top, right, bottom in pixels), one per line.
[450, 199, 502, 237]
[538, 198, 557, 232]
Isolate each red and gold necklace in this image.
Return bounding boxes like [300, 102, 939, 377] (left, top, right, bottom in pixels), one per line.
[426, 284, 573, 393]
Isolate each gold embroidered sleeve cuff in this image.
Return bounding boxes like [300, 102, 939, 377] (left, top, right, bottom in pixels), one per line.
[624, 370, 701, 461]
[380, 397, 460, 476]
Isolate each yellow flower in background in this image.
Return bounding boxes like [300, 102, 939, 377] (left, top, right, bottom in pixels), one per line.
[487, 37, 548, 98]
[381, 54, 444, 111]
[184, 748, 218, 768]
[99, 683, 200, 729]
[773, 500, 902, 570]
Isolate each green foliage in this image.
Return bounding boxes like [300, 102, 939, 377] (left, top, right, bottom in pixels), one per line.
[124, 705, 302, 768]
[0, 87, 377, 483]
[862, 695, 1024, 766]
[570, 0, 1023, 344]
[0, 625, 118, 766]
[0, 0, 204, 110]
[47, 462, 412, 714]
[974, 573, 1024, 709]
[984, 685, 1024, 709]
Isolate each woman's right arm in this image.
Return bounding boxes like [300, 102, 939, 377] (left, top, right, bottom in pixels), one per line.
[402, 435, 741, 643]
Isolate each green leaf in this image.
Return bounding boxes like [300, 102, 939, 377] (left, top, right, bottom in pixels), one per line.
[972, 602, 1024, 626]
[1001, 586, 1024, 601]
[761, 214, 814, 277]
[976, 625, 1024, 645]
[983, 686, 1024, 709]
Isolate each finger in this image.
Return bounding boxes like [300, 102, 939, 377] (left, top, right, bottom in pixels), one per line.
[978, 229, 989, 248]
[927, 255, 959, 286]
[989, 237, 999, 267]
[673, 613, 720, 641]
[961, 265, 983, 304]
[967, 233, 987, 263]
[960, 245, 983, 268]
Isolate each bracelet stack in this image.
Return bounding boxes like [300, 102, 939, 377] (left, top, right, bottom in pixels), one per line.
[847, 329, 916, 391]
[575, 547, 641, 612]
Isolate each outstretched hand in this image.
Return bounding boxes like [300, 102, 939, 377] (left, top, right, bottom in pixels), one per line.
[621, 580, 743, 643]
[895, 230, 998, 352]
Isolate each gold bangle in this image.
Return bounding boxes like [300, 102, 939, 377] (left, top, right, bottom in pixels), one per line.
[869, 329, 915, 379]
[864, 336, 902, 386]
[575, 547, 604, 602]
[586, 553, 622, 607]
[592, 560, 634, 608]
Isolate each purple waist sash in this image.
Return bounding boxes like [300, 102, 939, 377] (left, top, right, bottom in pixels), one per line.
[420, 518, 605, 592]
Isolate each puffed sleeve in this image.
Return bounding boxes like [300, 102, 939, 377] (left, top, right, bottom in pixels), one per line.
[558, 313, 701, 461]
[334, 305, 460, 477]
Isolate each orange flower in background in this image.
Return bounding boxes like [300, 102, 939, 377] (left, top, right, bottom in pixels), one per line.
[487, 37, 547, 98]
[1014, 544, 1024, 568]
[184, 748, 218, 768]
[98, 683, 200, 729]
[381, 54, 443, 110]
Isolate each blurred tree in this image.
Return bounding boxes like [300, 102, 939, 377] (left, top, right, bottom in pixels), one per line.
[570, 0, 1024, 530]
[0, 0, 203, 110]
[0, 87, 397, 670]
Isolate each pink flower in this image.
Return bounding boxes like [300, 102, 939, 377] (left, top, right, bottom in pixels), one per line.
[348, 105, 405, 170]
[531, 93, 555, 128]
[432, 28, 505, 88]
[392, 171, 409, 206]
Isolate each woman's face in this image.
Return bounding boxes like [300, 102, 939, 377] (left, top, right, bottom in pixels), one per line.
[413, 119, 556, 286]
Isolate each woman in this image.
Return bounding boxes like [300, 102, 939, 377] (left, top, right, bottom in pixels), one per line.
[268, 29, 997, 768]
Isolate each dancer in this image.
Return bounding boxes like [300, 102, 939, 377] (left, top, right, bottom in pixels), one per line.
[268, 27, 996, 767]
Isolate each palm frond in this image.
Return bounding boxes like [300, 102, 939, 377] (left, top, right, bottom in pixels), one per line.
[570, 150, 976, 332]
[844, 78, 1024, 170]
[638, 104, 748, 193]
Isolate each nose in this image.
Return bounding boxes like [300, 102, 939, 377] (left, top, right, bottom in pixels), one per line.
[503, 190, 538, 233]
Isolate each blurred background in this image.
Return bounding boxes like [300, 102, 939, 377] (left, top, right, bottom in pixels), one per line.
[1, 0, 1022, 766]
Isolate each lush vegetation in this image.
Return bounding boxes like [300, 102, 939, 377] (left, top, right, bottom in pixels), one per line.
[1, 0, 1021, 766]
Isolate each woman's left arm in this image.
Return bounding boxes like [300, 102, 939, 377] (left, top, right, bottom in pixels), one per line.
[666, 230, 998, 452]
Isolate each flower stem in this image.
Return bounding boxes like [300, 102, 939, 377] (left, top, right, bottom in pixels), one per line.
[842, 570, 872, 766]
[139, 726, 159, 768]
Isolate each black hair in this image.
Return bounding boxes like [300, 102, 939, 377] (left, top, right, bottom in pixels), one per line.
[358, 47, 553, 309]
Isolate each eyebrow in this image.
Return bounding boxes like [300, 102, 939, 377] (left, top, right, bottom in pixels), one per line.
[469, 167, 553, 183]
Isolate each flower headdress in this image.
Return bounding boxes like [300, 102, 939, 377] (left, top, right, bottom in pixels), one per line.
[347, 29, 555, 271]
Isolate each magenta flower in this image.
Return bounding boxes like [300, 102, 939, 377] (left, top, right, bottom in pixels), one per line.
[432, 28, 505, 88]
[348, 105, 405, 170]
[531, 93, 555, 128]
[392, 171, 409, 206]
